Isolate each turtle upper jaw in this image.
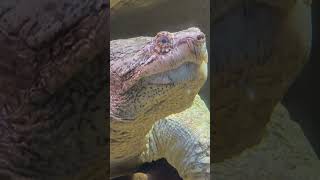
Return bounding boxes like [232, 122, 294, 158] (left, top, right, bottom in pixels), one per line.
[110, 27, 208, 122]
[123, 27, 208, 90]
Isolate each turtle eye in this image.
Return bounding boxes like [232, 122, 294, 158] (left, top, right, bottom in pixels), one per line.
[156, 34, 171, 45]
[160, 37, 169, 44]
[154, 32, 173, 54]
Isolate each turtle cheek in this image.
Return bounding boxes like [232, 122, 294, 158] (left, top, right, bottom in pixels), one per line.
[154, 46, 161, 53]
[160, 47, 171, 54]
[153, 44, 172, 54]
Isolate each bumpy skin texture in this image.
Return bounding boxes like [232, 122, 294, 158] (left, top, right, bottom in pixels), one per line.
[110, 27, 209, 179]
[213, 0, 312, 161]
[141, 95, 210, 180]
[0, 1, 108, 179]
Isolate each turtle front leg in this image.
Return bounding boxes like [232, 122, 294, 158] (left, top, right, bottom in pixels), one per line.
[140, 95, 210, 180]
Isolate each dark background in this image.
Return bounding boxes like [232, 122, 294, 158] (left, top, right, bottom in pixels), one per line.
[282, 2, 320, 158]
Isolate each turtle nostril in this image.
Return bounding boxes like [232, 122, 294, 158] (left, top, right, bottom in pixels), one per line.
[197, 34, 205, 41]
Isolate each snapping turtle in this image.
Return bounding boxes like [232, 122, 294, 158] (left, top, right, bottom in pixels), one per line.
[110, 27, 210, 179]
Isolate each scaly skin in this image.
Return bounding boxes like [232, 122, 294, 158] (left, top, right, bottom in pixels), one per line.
[141, 95, 210, 180]
[110, 27, 209, 179]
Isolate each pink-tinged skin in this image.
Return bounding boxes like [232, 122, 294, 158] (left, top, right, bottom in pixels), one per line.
[110, 27, 208, 121]
[109, 27, 208, 178]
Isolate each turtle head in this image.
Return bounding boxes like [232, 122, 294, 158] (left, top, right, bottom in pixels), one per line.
[110, 27, 208, 121]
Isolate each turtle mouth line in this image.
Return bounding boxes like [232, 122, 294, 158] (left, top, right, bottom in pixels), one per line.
[143, 42, 208, 85]
[175, 39, 208, 63]
[145, 62, 206, 85]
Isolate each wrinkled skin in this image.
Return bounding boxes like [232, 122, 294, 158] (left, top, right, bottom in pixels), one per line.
[110, 27, 208, 178]
[111, 28, 207, 121]
[0, 1, 108, 179]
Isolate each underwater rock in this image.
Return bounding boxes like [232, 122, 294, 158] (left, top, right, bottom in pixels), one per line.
[213, 103, 320, 180]
[213, 0, 312, 161]
[0, 1, 108, 179]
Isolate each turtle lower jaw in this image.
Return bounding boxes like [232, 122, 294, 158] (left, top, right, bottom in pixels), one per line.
[145, 61, 207, 85]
